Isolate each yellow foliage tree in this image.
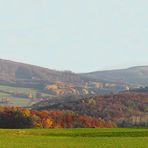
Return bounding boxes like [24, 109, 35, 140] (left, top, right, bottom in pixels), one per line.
[42, 118, 53, 128]
[28, 91, 33, 99]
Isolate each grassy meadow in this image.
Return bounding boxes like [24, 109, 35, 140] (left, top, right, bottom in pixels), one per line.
[0, 85, 52, 107]
[0, 128, 147, 148]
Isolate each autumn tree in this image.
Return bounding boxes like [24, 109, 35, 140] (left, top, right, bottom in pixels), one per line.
[0, 107, 33, 128]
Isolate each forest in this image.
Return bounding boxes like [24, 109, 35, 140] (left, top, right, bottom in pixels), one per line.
[37, 91, 148, 127]
[0, 89, 147, 128]
[0, 106, 115, 128]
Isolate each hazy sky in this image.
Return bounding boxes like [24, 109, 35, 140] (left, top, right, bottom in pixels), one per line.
[0, 0, 148, 72]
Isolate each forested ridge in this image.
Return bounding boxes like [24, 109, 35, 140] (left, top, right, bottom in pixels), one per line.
[37, 92, 148, 127]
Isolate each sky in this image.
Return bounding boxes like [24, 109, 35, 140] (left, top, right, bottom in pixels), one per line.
[0, 0, 148, 73]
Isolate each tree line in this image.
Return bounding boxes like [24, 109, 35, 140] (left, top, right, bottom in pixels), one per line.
[0, 107, 116, 128]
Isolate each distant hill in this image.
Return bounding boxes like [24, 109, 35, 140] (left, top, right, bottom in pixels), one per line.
[82, 66, 148, 86]
[0, 59, 126, 92]
[1, 59, 148, 107]
[0, 59, 120, 107]
[0, 59, 86, 86]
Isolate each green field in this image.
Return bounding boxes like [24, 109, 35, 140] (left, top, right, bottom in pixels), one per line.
[0, 85, 52, 107]
[0, 128, 147, 148]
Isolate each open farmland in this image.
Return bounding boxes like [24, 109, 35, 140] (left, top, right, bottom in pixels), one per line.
[0, 85, 52, 107]
[0, 128, 147, 148]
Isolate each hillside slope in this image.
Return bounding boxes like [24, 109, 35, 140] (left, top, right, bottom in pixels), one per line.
[1, 59, 148, 107]
[82, 66, 148, 86]
[0, 59, 85, 85]
[0, 59, 127, 97]
[34, 91, 148, 127]
[0, 59, 120, 107]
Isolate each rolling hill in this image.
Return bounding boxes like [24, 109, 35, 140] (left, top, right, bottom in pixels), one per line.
[0, 59, 86, 86]
[0, 59, 117, 106]
[82, 66, 148, 86]
[0, 59, 148, 107]
[34, 90, 148, 127]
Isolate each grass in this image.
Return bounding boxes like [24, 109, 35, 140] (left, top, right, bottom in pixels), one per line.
[0, 85, 50, 97]
[0, 128, 147, 148]
[0, 85, 52, 107]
